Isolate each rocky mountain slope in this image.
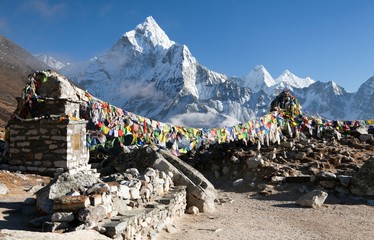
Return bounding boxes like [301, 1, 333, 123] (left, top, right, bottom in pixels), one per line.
[0, 35, 49, 129]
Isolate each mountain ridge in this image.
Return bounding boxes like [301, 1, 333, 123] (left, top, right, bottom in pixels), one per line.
[10, 16, 374, 127]
[55, 17, 373, 126]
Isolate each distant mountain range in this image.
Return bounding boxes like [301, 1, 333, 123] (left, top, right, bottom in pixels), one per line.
[55, 16, 373, 127]
[1, 16, 373, 129]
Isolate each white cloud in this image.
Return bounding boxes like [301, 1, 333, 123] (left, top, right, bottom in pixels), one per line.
[168, 112, 240, 128]
[22, 0, 66, 20]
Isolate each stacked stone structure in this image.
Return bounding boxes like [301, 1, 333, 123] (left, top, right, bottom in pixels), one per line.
[5, 70, 91, 175]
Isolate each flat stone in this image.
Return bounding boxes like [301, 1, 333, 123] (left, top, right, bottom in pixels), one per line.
[51, 212, 75, 222]
[103, 219, 128, 238]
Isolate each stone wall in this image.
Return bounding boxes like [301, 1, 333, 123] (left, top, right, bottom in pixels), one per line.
[102, 186, 186, 239]
[20, 98, 81, 119]
[6, 119, 89, 176]
[35, 169, 186, 239]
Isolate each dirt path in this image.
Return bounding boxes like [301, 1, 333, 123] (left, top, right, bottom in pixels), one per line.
[159, 185, 374, 240]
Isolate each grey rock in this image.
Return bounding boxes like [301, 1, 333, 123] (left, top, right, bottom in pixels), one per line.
[316, 171, 336, 181]
[232, 178, 244, 186]
[51, 212, 75, 222]
[246, 156, 263, 169]
[77, 205, 107, 225]
[166, 224, 178, 234]
[125, 168, 140, 178]
[102, 219, 128, 238]
[0, 182, 8, 194]
[296, 189, 328, 208]
[112, 197, 132, 215]
[36, 172, 99, 214]
[87, 182, 110, 195]
[186, 206, 199, 214]
[42, 221, 70, 233]
[359, 134, 373, 143]
[350, 157, 374, 196]
[337, 175, 352, 187]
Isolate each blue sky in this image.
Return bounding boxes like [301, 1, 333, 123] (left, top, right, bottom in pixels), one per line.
[1, 0, 373, 92]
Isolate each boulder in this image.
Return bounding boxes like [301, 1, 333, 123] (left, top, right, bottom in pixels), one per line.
[36, 172, 100, 214]
[350, 157, 374, 196]
[296, 190, 328, 208]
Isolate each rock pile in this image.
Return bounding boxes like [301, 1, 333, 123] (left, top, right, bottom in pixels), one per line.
[35, 167, 186, 239]
[182, 128, 374, 207]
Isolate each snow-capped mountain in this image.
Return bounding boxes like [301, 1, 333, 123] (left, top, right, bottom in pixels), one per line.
[293, 81, 354, 119]
[236, 65, 276, 92]
[275, 70, 315, 89]
[61, 16, 258, 127]
[34, 54, 67, 70]
[353, 76, 374, 120]
[56, 16, 374, 126]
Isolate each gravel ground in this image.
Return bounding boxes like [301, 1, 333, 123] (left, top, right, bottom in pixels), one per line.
[158, 183, 374, 240]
